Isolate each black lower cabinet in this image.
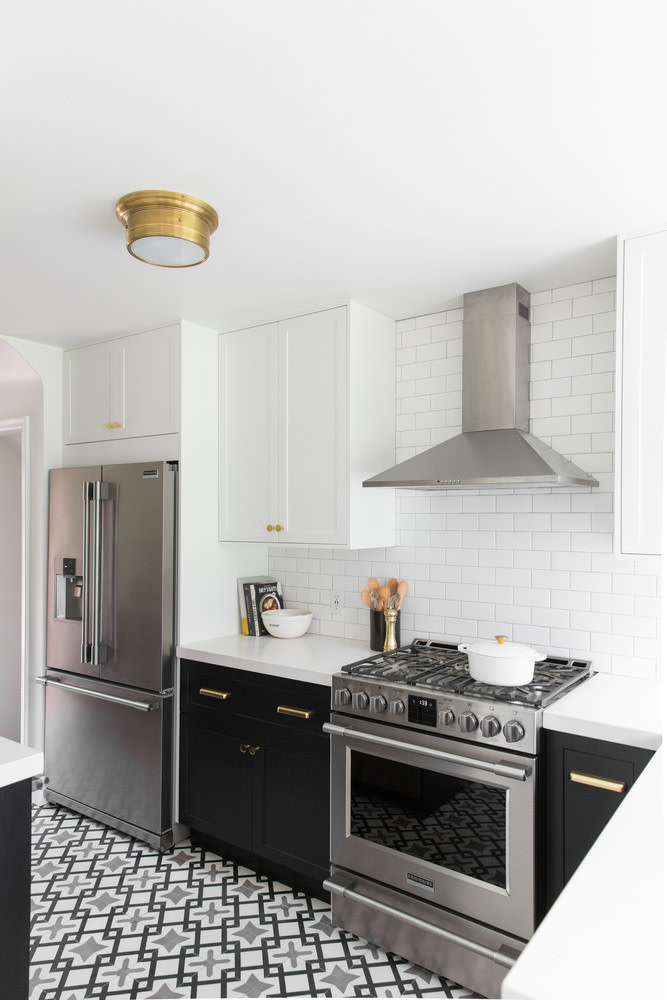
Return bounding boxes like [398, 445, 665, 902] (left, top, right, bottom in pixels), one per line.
[0, 777, 31, 999]
[544, 730, 653, 913]
[179, 660, 331, 899]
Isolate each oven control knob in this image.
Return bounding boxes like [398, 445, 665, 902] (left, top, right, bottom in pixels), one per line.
[503, 720, 525, 743]
[334, 687, 352, 707]
[480, 715, 501, 738]
[352, 691, 369, 710]
[369, 695, 387, 714]
[458, 711, 478, 733]
[439, 709, 455, 727]
[389, 699, 405, 715]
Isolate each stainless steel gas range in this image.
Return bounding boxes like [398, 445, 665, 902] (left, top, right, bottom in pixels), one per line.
[323, 640, 593, 998]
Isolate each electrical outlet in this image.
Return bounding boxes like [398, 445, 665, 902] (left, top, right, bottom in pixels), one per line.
[331, 590, 345, 618]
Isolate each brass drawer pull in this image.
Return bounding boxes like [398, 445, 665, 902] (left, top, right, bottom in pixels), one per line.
[569, 771, 626, 794]
[277, 705, 314, 720]
[240, 743, 261, 755]
[199, 688, 231, 701]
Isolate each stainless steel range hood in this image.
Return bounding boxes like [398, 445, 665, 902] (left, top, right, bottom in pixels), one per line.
[364, 283, 599, 490]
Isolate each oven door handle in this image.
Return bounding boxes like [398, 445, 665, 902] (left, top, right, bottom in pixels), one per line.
[324, 874, 521, 969]
[322, 722, 531, 781]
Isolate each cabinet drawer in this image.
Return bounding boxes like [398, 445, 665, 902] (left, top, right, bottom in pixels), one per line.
[180, 659, 331, 734]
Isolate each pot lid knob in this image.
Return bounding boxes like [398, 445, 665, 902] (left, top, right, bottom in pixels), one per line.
[494, 635, 508, 645]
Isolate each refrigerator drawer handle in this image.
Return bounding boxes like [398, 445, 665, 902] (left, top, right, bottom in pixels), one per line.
[322, 722, 531, 782]
[324, 875, 521, 969]
[81, 481, 93, 664]
[36, 676, 159, 712]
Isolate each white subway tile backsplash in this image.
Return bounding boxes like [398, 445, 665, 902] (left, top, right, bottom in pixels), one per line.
[266, 277, 659, 680]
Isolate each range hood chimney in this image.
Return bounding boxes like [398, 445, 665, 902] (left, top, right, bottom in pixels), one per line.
[364, 282, 599, 490]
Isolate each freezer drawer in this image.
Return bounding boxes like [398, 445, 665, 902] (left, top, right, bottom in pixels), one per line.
[41, 671, 172, 848]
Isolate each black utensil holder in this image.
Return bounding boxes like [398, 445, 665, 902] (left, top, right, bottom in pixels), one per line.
[370, 610, 401, 651]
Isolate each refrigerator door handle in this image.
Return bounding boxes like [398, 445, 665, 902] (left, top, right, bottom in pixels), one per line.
[91, 480, 110, 666]
[81, 481, 93, 663]
[37, 675, 160, 712]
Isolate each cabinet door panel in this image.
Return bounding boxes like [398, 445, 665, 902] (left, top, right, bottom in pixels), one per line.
[118, 326, 179, 439]
[219, 324, 279, 540]
[180, 716, 253, 847]
[253, 736, 330, 880]
[618, 229, 667, 554]
[561, 748, 635, 882]
[278, 307, 347, 543]
[64, 342, 116, 444]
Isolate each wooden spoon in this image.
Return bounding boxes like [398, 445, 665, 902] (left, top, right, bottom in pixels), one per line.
[397, 580, 408, 601]
[361, 589, 371, 608]
[387, 578, 398, 595]
[379, 585, 390, 611]
[368, 577, 380, 594]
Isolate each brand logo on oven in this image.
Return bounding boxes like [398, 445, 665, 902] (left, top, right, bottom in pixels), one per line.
[406, 872, 435, 893]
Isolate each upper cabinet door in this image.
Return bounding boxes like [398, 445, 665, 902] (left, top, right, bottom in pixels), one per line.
[117, 325, 179, 439]
[63, 326, 180, 445]
[616, 228, 667, 555]
[217, 302, 395, 548]
[218, 323, 280, 541]
[277, 307, 347, 544]
[64, 341, 117, 444]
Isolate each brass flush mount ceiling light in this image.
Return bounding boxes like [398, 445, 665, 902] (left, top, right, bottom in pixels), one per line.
[115, 190, 219, 267]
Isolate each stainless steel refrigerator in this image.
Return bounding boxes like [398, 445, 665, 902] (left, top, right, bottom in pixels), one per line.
[40, 461, 178, 850]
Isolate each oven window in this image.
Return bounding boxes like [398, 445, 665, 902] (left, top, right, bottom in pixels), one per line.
[349, 750, 507, 888]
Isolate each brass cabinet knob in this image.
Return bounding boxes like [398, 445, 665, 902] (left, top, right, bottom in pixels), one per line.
[267, 524, 275, 532]
[106, 422, 113, 430]
[106, 421, 122, 430]
[275, 524, 284, 532]
[240, 743, 250, 753]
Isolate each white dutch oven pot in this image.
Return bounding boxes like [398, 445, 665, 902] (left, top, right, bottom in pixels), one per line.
[458, 634, 547, 686]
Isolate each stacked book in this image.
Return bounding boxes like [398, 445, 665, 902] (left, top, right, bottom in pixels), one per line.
[237, 578, 284, 636]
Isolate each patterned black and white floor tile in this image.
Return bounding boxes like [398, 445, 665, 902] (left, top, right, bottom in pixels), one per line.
[30, 802, 480, 999]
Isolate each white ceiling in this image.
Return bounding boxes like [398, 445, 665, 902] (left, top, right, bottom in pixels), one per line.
[2, 0, 666, 349]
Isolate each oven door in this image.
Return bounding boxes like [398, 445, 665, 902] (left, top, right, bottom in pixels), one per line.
[326, 713, 537, 940]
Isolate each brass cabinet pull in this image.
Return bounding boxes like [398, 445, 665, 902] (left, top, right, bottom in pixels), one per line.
[249, 745, 261, 755]
[275, 524, 284, 532]
[106, 421, 122, 429]
[267, 524, 275, 531]
[277, 705, 314, 720]
[199, 687, 231, 701]
[266, 524, 285, 532]
[240, 743, 249, 753]
[569, 771, 626, 794]
[239, 743, 261, 755]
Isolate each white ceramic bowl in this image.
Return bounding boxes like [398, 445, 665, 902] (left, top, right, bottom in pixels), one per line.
[458, 636, 546, 686]
[261, 609, 313, 638]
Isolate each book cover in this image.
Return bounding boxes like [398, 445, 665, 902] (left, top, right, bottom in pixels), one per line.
[250, 581, 284, 635]
[237, 576, 274, 635]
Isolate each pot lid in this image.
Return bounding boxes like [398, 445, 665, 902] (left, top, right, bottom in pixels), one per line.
[465, 635, 544, 659]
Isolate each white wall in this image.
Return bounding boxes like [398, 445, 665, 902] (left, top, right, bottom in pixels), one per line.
[268, 277, 661, 681]
[0, 435, 21, 740]
[179, 321, 267, 642]
[0, 336, 63, 747]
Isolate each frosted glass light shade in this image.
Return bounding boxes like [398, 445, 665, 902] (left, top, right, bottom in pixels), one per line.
[115, 190, 219, 268]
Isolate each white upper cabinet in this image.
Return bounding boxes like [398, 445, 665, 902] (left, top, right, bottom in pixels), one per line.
[64, 325, 180, 444]
[616, 227, 667, 555]
[219, 302, 396, 547]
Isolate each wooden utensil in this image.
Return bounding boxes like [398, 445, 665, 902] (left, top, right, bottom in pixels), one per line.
[368, 577, 380, 593]
[361, 589, 371, 608]
[397, 580, 408, 601]
[378, 585, 390, 613]
[388, 577, 398, 595]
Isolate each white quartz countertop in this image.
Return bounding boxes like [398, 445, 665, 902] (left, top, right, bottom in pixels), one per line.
[177, 632, 372, 686]
[502, 747, 665, 1000]
[543, 672, 662, 750]
[0, 737, 43, 790]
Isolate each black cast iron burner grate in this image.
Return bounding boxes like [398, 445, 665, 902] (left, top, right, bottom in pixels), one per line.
[341, 639, 593, 709]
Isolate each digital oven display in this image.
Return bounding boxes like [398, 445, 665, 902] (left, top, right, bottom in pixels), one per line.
[408, 694, 437, 727]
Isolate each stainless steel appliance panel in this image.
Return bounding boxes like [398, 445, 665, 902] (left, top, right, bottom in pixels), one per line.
[99, 461, 176, 692]
[42, 670, 172, 844]
[327, 714, 537, 940]
[46, 466, 102, 678]
[326, 868, 523, 1000]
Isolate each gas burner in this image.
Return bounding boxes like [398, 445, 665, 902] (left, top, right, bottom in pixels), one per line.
[342, 640, 593, 710]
